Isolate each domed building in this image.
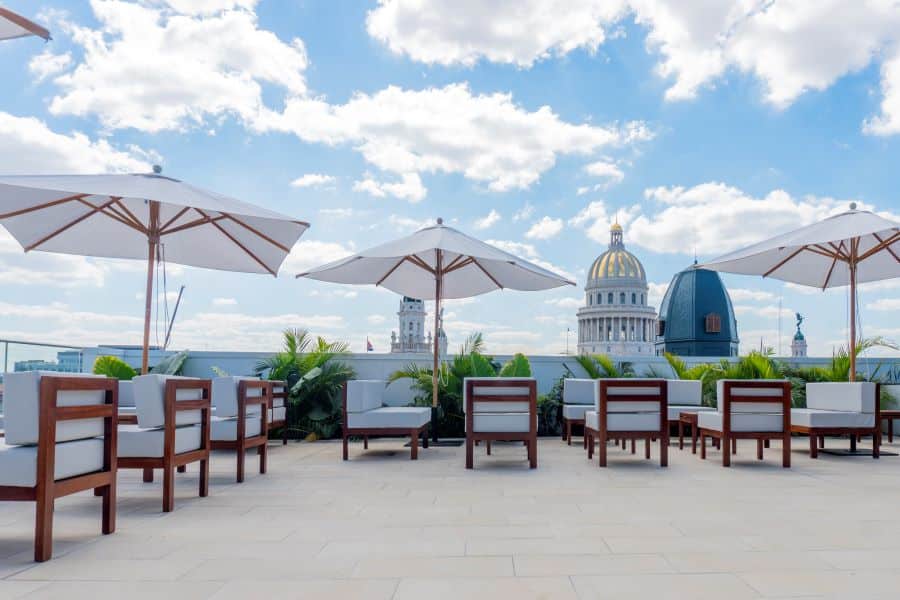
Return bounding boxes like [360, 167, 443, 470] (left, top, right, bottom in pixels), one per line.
[577, 223, 657, 355]
[655, 265, 739, 357]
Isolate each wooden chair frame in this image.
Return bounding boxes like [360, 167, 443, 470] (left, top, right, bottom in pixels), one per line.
[117, 379, 211, 512]
[268, 381, 289, 445]
[0, 376, 118, 562]
[465, 379, 538, 470]
[210, 380, 270, 482]
[699, 380, 791, 468]
[585, 379, 668, 468]
[562, 415, 587, 448]
[791, 383, 881, 459]
[341, 383, 429, 460]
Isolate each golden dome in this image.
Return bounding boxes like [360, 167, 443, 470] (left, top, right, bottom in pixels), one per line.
[610, 222, 623, 232]
[587, 222, 646, 282]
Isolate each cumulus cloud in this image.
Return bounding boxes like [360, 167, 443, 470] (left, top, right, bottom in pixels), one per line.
[281, 239, 354, 275]
[545, 297, 582, 309]
[583, 160, 624, 187]
[28, 50, 72, 83]
[474, 209, 501, 230]
[212, 297, 238, 306]
[525, 216, 564, 240]
[365, 0, 900, 135]
[487, 239, 575, 281]
[291, 173, 336, 188]
[265, 83, 651, 192]
[46, 0, 308, 133]
[353, 173, 427, 202]
[867, 298, 900, 311]
[729, 288, 777, 303]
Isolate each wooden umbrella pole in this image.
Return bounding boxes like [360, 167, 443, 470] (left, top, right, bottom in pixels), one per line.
[141, 201, 161, 374]
[433, 249, 442, 408]
[849, 238, 858, 382]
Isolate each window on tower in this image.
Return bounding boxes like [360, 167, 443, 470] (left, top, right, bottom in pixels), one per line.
[620, 292, 625, 304]
[705, 313, 722, 333]
[608, 292, 613, 304]
[631, 292, 636, 304]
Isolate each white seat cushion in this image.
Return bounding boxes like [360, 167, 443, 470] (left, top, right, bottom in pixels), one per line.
[211, 376, 264, 418]
[698, 411, 784, 433]
[211, 416, 263, 441]
[346, 380, 385, 413]
[0, 438, 105, 487]
[347, 407, 430, 429]
[269, 406, 286, 423]
[791, 408, 875, 429]
[806, 382, 876, 413]
[472, 413, 531, 433]
[117, 424, 203, 458]
[667, 405, 716, 421]
[585, 410, 661, 432]
[133, 374, 206, 429]
[3, 371, 109, 445]
[563, 404, 591, 420]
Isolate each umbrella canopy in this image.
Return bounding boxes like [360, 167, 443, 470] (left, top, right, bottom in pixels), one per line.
[700, 205, 899, 379]
[0, 7, 50, 41]
[0, 170, 309, 372]
[298, 218, 575, 406]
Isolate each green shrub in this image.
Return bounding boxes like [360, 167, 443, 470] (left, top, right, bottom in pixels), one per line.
[92, 356, 137, 380]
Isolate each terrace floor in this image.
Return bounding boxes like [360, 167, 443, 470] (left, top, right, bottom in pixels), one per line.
[1, 436, 899, 599]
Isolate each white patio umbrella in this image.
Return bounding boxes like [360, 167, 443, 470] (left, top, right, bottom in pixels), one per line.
[699, 204, 899, 380]
[0, 7, 50, 42]
[0, 169, 309, 372]
[297, 218, 575, 407]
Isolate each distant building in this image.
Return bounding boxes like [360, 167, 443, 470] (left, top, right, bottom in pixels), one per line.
[791, 313, 808, 357]
[655, 265, 739, 357]
[577, 223, 657, 355]
[390, 296, 447, 355]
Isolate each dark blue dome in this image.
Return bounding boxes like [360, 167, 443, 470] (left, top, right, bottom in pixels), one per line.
[656, 267, 739, 357]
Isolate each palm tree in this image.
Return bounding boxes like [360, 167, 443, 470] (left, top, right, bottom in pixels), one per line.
[574, 353, 629, 379]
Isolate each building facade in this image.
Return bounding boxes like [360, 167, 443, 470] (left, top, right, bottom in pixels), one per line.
[655, 265, 739, 357]
[390, 296, 447, 355]
[791, 313, 808, 357]
[577, 223, 657, 355]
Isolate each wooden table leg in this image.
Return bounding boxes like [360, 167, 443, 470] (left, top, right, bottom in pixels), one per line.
[678, 420, 684, 450]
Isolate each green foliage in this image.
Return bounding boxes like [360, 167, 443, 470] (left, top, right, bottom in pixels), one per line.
[536, 369, 572, 436]
[255, 329, 354, 440]
[389, 332, 533, 438]
[92, 356, 137, 380]
[150, 350, 188, 375]
[574, 353, 629, 379]
[210, 366, 229, 377]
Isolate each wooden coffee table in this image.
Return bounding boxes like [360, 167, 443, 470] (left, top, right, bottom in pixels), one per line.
[678, 411, 699, 454]
[883, 409, 900, 444]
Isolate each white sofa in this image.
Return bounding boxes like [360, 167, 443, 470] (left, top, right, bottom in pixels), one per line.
[562, 379, 595, 446]
[464, 377, 537, 469]
[210, 376, 270, 482]
[342, 380, 431, 460]
[116, 374, 211, 512]
[697, 380, 791, 467]
[666, 380, 714, 421]
[584, 378, 668, 467]
[0, 371, 117, 562]
[791, 382, 880, 458]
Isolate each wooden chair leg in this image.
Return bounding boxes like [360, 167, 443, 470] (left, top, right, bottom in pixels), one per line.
[818, 435, 825, 448]
[163, 466, 175, 512]
[466, 437, 474, 469]
[342, 435, 349, 461]
[757, 439, 764, 460]
[236, 443, 246, 483]
[645, 437, 651, 459]
[486, 441, 491, 455]
[850, 435, 857, 453]
[630, 439, 636, 454]
[102, 482, 116, 535]
[678, 420, 684, 450]
[283, 426, 288, 445]
[363, 436, 368, 450]
[423, 427, 429, 449]
[599, 431, 608, 467]
[143, 468, 154, 483]
[563, 419, 569, 442]
[259, 442, 267, 474]
[587, 431, 594, 459]
[810, 434, 818, 459]
[692, 425, 698, 454]
[177, 465, 187, 473]
[583, 426, 588, 450]
[700, 433, 706, 460]
[764, 439, 770, 448]
[410, 430, 419, 460]
[199, 457, 209, 497]
[566, 420, 573, 446]
[529, 438, 537, 469]
[34, 495, 54, 562]
[873, 430, 880, 459]
[722, 436, 731, 467]
[731, 438, 737, 454]
[660, 433, 669, 467]
[783, 432, 791, 468]
[93, 487, 103, 497]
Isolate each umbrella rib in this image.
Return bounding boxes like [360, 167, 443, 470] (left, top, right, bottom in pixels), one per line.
[442, 257, 474, 274]
[407, 255, 436, 274]
[763, 246, 809, 278]
[0, 193, 88, 220]
[471, 258, 503, 289]
[160, 212, 228, 236]
[0, 7, 50, 40]
[76, 198, 144, 233]
[158, 206, 191, 233]
[442, 255, 467, 272]
[860, 232, 900, 262]
[194, 208, 275, 275]
[821, 252, 840, 290]
[24, 197, 119, 251]
[375, 257, 407, 286]
[222, 214, 293, 253]
[112, 199, 147, 232]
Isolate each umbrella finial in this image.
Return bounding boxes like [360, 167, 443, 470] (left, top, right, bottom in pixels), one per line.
[152, 165, 162, 174]
[849, 202, 857, 210]
[437, 217, 443, 225]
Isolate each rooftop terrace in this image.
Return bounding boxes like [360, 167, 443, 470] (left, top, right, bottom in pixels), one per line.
[1, 438, 899, 599]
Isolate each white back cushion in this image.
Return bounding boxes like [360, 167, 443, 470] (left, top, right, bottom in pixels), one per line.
[346, 380, 385, 413]
[807, 382, 877, 413]
[884, 385, 900, 409]
[717, 380, 787, 414]
[464, 378, 534, 413]
[563, 379, 597, 405]
[667, 380, 702, 406]
[4, 371, 108, 446]
[600, 379, 664, 413]
[211, 376, 264, 418]
[118, 381, 135, 408]
[383, 378, 419, 407]
[133, 374, 205, 429]
[270, 382, 287, 408]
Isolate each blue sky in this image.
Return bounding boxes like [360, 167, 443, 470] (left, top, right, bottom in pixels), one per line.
[0, 0, 898, 361]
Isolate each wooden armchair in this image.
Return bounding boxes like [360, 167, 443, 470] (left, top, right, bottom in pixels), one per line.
[117, 375, 211, 512]
[585, 379, 668, 468]
[268, 380, 288, 445]
[464, 378, 537, 470]
[210, 377, 270, 482]
[0, 372, 117, 562]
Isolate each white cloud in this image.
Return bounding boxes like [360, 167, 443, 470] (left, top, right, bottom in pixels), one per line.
[474, 209, 501, 230]
[353, 172, 427, 202]
[47, 0, 308, 133]
[512, 203, 535, 222]
[729, 288, 777, 303]
[733, 304, 794, 320]
[487, 239, 575, 281]
[365, 1, 900, 136]
[545, 297, 582, 309]
[266, 83, 650, 192]
[387, 214, 433, 232]
[367, 314, 387, 325]
[568, 200, 640, 245]
[318, 207, 356, 218]
[291, 173, 336, 188]
[0, 112, 152, 175]
[28, 50, 72, 83]
[646, 281, 669, 308]
[867, 298, 900, 311]
[212, 297, 238, 306]
[583, 160, 624, 186]
[281, 239, 354, 275]
[525, 216, 564, 240]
